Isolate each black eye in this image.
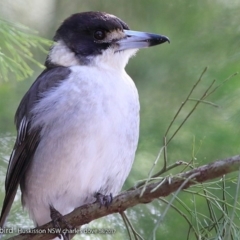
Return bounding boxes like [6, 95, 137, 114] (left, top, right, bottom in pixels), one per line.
[94, 30, 105, 40]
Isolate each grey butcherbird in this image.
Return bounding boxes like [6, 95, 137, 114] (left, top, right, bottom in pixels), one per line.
[0, 11, 169, 238]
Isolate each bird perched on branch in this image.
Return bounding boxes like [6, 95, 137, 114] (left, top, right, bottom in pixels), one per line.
[0, 11, 169, 239]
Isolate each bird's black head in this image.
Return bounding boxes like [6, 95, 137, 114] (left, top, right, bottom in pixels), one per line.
[46, 11, 169, 68]
[55, 12, 129, 58]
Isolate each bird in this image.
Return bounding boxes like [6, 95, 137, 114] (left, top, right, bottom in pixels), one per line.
[0, 11, 169, 238]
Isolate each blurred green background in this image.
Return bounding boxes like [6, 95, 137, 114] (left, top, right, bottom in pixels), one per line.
[0, 0, 240, 239]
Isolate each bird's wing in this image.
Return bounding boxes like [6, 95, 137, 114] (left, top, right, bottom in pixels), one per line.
[0, 67, 71, 228]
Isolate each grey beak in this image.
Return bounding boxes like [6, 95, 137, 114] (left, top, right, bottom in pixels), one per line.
[117, 30, 170, 51]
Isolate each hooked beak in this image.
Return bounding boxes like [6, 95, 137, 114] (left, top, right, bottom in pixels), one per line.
[117, 30, 170, 51]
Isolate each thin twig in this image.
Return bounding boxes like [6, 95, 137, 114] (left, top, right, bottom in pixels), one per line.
[204, 72, 238, 97]
[167, 79, 216, 144]
[121, 212, 144, 240]
[163, 136, 167, 172]
[159, 198, 199, 238]
[224, 168, 240, 240]
[130, 161, 188, 190]
[120, 212, 133, 240]
[151, 172, 200, 239]
[139, 146, 165, 197]
[164, 67, 208, 138]
[188, 98, 219, 108]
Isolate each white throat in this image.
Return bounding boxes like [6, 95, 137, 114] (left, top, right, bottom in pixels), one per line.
[47, 40, 138, 70]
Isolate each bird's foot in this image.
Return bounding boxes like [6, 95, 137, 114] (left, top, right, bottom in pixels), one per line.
[94, 192, 113, 208]
[50, 205, 73, 240]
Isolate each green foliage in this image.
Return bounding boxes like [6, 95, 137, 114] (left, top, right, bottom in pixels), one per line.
[0, 19, 51, 81]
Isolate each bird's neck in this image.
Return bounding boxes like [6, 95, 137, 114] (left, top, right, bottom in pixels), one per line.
[45, 40, 138, 71]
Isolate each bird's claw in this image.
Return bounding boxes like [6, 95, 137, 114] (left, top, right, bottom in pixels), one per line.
[94, 192, 113, 208]
[50, 205, 73, 240]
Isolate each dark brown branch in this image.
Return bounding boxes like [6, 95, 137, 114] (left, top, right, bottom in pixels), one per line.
[8, 155, 240, 240]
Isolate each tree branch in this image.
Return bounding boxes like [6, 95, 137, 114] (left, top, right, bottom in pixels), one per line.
[8, 155, 240, 240]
